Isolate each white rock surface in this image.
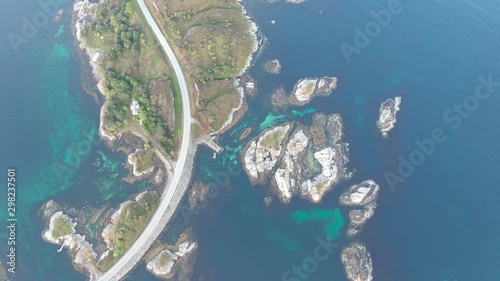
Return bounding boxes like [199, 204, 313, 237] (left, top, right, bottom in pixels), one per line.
[292, 78, 318, 104]
[300, 147, 340, 203]
[243, 124, 291, 184]
[377, 96, 402, 137]
[273, 129, 309, 202]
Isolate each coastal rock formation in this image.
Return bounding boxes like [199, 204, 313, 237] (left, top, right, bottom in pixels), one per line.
[242, 123, 293, 185]
[147, 249, 177, 278]
[340, 180, 379, 206]
[341, 242, 374, 281]
[271, 77, 338, 108]
[291, 78, 318, 105]
[241, 113, 351, 203]
[188, 181, 210, 209]
[290, 77, 338, 106]
[377, 96, 402, 137]
[42, 201, 100, 280]
[340, 180, 379, 237]
[271, 86, 288, 109]
[54, 9, 64, 23]
[263, 59, 282, 74]
[74, 0, 101, 42]
[146, 229, 198, 280]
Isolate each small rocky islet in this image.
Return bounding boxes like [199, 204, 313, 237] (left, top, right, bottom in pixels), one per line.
[377, 96, 402, 137]
[340, 179, 380, 237]
[341, 242, 374, 281]
[262, 59, 282, 74]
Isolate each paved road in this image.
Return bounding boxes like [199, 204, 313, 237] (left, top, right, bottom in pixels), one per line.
[97, 0, 192, 279]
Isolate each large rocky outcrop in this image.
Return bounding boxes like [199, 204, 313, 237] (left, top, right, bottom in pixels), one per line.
[242, 123, 293, 185]
[146, 230, 198, 280]
[42, 201, 100, 280]
[377, 96, 402, 137]
[242, 113, 351, 203]
[341, 242, 373, 281]
[271, 77, 338, 108]
[339, 180, 379, 237]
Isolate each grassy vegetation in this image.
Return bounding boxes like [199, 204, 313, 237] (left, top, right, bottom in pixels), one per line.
[133, 147, 156, 173]
[304, 81, 316, 94]
[52, 217, 72, 239]
[158, 253, 174, 268]
[260, 129, 286, 151]
[82, 0, 179, 156]
[169, 76, 183, 140]
[304, 146, 321, 178]
[147, 0, 255, 132]
[99, 192, 160, 272]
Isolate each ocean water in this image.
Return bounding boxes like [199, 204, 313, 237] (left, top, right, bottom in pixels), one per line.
[1, 0, 500, 281]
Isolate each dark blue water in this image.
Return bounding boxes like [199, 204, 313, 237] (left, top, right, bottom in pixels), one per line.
[1, 0, 500, 281]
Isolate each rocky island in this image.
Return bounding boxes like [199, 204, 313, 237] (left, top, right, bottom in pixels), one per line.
[241, 112, 351, 203]
[42, 201, 100, 280]
[272, 77, 338, 108]
[263, 59, 281, 74]
[339, 180, 380, 237]
[377, 96, 402, 137]
[341, 242, 374, 281]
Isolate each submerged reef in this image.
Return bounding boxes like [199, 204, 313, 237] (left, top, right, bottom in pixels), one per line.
[292, 208, 345, 240]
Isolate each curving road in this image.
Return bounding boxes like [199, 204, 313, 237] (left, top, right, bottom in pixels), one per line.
[97, 0, 192, 280]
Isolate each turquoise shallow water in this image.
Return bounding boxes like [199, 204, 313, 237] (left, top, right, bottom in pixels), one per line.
[1, 0, 500, 281]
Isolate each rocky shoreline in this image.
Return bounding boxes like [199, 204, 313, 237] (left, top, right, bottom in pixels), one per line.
[41, 201, 101, 280]
[127, 148, 156, 177]
[145, 229, 198, 280]
[212, 1, 262, 135]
